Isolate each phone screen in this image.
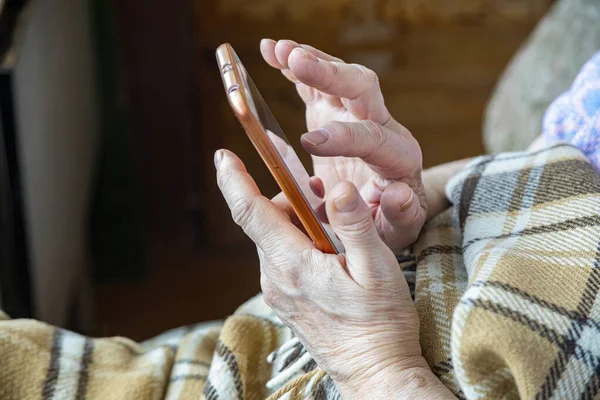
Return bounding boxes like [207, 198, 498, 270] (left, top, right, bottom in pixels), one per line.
[232, 52, 343, 253]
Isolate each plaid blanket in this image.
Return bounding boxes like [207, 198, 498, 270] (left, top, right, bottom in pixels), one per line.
[417, 143, 600, 400]
[1, 143, 599, 399]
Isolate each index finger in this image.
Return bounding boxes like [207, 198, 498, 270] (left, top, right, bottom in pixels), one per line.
[301, 121, 420, 180]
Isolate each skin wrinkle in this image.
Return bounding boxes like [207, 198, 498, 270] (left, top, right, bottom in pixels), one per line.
[219, 39, 460, 399]
[358, 120, 388, 159]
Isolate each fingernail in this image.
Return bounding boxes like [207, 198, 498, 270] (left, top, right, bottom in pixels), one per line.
[261, 38, 275, 48]
[302, 130, 328, 146]
[400, 191, 414, 213]
[335, 185, 359, 213]
[283, 39, 300, 47]
[214, 150, 224, 169]
[294, 47, 318, 62]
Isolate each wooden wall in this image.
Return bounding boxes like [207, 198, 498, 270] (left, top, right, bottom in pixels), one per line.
[195, 0, 554, 250]
[110, 0, 555, 254]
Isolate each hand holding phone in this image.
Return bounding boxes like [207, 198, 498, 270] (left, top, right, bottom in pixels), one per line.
[216, 43, 342, 254]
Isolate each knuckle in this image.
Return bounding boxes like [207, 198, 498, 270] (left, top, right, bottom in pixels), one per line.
[351, 216, 376, 237]
[216, 169, 234, 192]
[259, 223, 288, 254]
[361, 120, 386, 146]
[322, 121, 346, 138]
[276, 255, 303, 287]
[285, 267, 302, 289]
[328, 61, 339, 75]
[299, 247, 319, 267]
[340, 216, 374, 239]
[326, 121, 359, 149]
[344, 125, 358, 145]
[319, 63, 339, 93]
[358, 65, 379, 87]
[298, 248, 327, 283]
[262, 248, 303, 288]
[230, 196, 257, 229]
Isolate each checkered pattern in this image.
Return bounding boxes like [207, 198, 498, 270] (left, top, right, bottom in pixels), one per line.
[417, 143, 600, 399]
[0, 144, 598, 399]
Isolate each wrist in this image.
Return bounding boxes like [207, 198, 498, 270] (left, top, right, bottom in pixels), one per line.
[335, 356, 425, 399]
[422, 158, 474, 222]
[335, 356, 455, 399]
[422, 168, 450, 222]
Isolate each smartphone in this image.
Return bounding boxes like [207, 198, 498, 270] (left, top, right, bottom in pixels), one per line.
[216, 43, 342, 254]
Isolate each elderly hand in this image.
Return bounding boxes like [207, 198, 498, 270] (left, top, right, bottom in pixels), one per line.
[260, 39, 426, 253]
[215, 149, 455, 399]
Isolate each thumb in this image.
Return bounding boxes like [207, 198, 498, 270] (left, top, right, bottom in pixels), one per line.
[326, 181, 396, 285]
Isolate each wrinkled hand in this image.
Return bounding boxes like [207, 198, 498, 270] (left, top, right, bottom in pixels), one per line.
[260, 39, 427, 252]
[215, 149, 426, 396]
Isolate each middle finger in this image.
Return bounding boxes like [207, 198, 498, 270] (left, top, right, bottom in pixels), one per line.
[287, 49, 390, 124]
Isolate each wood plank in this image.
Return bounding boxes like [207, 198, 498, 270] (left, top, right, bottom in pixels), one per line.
[194, 0, 546, 249]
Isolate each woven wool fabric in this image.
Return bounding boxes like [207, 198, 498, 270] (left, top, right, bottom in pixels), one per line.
[426, 143, 600, 399]
[0, 143, 599, 399]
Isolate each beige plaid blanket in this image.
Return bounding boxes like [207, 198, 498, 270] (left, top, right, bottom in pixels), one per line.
[1, 143, 599, 399]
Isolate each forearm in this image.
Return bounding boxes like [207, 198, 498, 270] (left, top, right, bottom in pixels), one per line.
[422, 158, 474, 222]
[336, 360, 456, 399]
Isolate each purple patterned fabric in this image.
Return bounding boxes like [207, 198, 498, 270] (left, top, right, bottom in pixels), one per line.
[543, 52, 600, 170]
